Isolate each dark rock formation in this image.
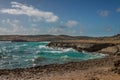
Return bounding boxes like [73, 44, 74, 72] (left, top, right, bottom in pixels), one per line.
[47, 42, 120, 55]
[11, 39, 29, 42]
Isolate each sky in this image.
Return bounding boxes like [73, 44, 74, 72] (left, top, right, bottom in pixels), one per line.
[0, 0, 120, 36]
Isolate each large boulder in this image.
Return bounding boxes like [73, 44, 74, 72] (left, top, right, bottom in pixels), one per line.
[100, 45, 119, 55]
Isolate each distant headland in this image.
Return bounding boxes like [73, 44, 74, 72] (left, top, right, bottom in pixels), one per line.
[0, 34, 119, 42]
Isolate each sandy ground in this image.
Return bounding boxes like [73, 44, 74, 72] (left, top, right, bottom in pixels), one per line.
[0, 67, 120, 80]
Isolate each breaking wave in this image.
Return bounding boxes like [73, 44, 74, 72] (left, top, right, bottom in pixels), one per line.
[38, 45, 47, 49]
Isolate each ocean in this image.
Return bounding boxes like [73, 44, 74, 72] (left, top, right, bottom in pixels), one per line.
[0, 41, 105, 69]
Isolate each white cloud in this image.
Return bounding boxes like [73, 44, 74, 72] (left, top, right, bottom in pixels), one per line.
[47, 20, 78, 35]
[0, 19, 40, 35]
[116, 7, 120, 12]
[48, 27, 63, 34]
[48, 26, 77, 35]
[65, 20, 78, 27]
[0, 2, 59, 22]
[2, 19, 10, 23]
[2, 19, 19, 24]
[97, 10, 109, 17]
[0, 27, 11, 35]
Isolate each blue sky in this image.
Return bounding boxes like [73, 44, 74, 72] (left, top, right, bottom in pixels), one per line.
[0, 0, 120, 36]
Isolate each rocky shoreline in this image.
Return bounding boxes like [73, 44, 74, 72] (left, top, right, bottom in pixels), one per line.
[47, 41, 120, 56]
[0, 34, 120, 80]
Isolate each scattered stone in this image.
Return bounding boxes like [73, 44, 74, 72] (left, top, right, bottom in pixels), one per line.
[112, 59, 120, 74]
[88, 77, 99, 80]
[114, 59, 120, 67]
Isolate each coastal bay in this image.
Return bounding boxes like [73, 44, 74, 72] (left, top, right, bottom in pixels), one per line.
[0, 34, 120, 80]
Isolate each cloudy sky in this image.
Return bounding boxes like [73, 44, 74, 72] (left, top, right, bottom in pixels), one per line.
[0, 0, 120, 36]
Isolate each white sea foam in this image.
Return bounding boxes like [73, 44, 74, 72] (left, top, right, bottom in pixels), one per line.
[35, 50, 41, 54]
[43, 48, 76, 54]
[33, 55, 39, 59]
[31, 59, 35, 62]
[38, 45, 53, 50]
[61, 55, 69, 58]
[43, 51, 63, 54]
[13, 46, 19, 50]
[12, 44, 27, 50]
[12, 55, 20, 60]
[82, 50, 86, 53]
[82, 51, 106, 57]
[21, 44, 27, 46]
[32, 63, 36, 67]
[24, 59, 29, 62]
[18, 44, 27, 47]
[2, 47, 7, 51]
[62, 48, 76, 52]
[38, 45, 46, 48]
[98, 53, 108, 56]
[24, 59, 35, 62]
[60, 55, 70, 61]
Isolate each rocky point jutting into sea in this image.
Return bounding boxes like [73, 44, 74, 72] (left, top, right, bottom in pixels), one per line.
[0, 34, 120, 80]
[47, 35, 120, 56]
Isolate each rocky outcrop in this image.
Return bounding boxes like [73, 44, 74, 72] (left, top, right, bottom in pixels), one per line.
[48, 41, 120, 74]
[48, 42, 120, 55]
[100, 45, 120, 55]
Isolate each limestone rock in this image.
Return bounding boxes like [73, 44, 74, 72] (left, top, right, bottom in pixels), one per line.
[100, 46, 118, 54]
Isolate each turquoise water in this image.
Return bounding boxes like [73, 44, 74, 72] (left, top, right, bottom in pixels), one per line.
[0, 41, 105, 69]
